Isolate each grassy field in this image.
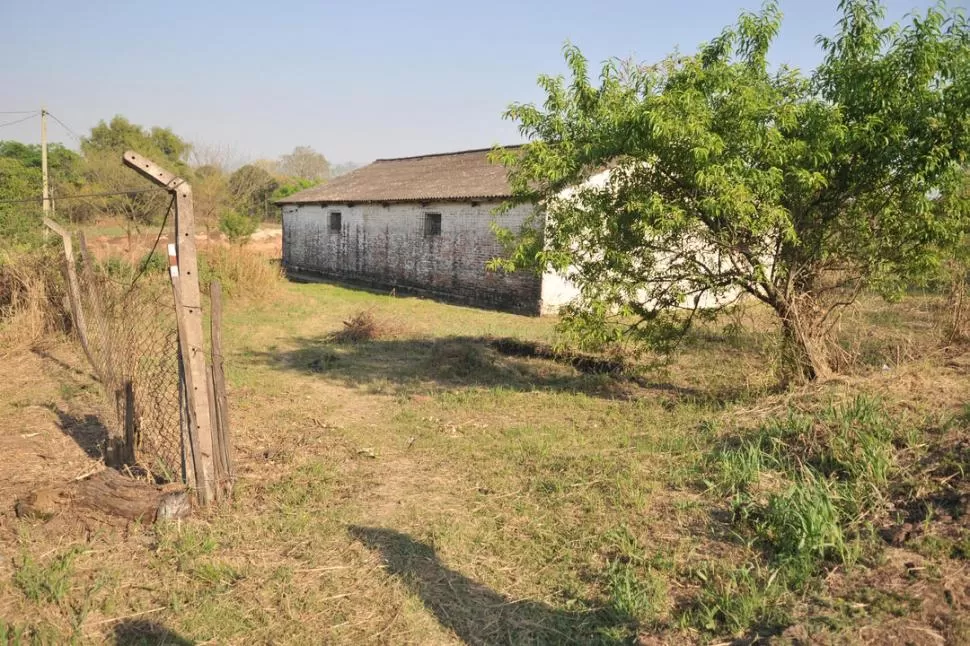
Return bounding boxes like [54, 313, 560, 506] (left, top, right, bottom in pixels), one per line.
[0, 276, 968, 644]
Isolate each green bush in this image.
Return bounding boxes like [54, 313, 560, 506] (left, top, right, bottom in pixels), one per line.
[218, 210, 258, 244]
[137, 249, 168, 275]
[98, 255, 134, 279]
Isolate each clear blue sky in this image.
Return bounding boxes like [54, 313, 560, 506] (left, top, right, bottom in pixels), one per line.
[0, 0, 963, 165]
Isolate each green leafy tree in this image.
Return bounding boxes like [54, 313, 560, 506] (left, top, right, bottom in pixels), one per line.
[83, 116, 190, 172]
[79, 116, 192, 226]
[495, 0, 970, 382]
[0, 157, 42, 247]
[0, 141, 83, 243]
[228, 164, 279, 220]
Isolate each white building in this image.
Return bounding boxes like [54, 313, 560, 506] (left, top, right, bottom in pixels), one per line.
[277, 147, 578, 315]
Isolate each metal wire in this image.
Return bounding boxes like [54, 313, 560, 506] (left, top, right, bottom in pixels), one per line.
[72, 218, 185, 482]
[0, 186, 168, 206]
[0, 113, 39, 128]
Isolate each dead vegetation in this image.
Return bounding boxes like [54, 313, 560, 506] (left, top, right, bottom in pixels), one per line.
[0, 249, 70, 352]
[328, 309, 399, 344]
[198, 245, 282, 300]
[0, 274, 969, 644]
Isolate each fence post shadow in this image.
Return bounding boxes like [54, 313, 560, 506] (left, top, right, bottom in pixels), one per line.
[348, 525, 633, 645]
[45, 403, 109, 461]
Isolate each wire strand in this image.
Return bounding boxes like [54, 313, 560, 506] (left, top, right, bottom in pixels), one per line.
[0, 113, 40, 128]
[45, 111, 83, 142]
[0, 110, 40, 114]
[0, 186, 169, 206]
[121, 193, 176, 299]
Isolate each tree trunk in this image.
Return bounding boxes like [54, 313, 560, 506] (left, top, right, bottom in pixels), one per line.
[15, 469, 190, 523]
[775, 299, 832, 385]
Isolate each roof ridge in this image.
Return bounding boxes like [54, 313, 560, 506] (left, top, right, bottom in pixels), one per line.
[374, 144, 523, 163]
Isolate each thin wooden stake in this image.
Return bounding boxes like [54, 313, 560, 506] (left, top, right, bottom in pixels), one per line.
[209, 280, 234, 495]
[206, 363, 222, 501]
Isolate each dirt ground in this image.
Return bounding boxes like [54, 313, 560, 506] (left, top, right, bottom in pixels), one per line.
[1, 260, 970, 643]
[82, 225, 282, 261]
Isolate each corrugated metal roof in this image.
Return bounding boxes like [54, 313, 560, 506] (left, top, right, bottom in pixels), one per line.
[276, 146, 520, 205]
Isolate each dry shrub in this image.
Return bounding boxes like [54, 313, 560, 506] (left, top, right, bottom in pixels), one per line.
[199, 245, 282, 300]
[0, 248, 70, 350]
[940, 271, 969, 346]
[330, 310, 388, 343]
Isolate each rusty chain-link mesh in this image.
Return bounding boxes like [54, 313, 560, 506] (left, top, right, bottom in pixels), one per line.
[74, 240, 185, 483]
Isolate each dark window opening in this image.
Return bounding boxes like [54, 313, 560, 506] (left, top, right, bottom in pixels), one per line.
[329, 212, 342, 233]
[424, 212, 442, 237]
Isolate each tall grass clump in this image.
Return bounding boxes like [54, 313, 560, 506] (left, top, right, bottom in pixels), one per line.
[708, 395, 902, 584]
[681, 562, 790, 636]
[199, 246, 281, 299]
[0, 248, 69, 350]
[686, 396, 911, 634]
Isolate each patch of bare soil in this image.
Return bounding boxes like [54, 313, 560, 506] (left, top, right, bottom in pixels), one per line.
[0, 344, 127, 556]
[785, 548, 970, 645]
[0, 346, 103, 502]
[85, 226, 282, 262]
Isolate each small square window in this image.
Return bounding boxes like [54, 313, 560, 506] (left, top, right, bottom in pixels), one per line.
[329, 212, 341, 233]
[424, 212, 442, 237]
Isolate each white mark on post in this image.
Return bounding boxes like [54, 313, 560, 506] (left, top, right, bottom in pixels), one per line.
[168, 243, 179, 277]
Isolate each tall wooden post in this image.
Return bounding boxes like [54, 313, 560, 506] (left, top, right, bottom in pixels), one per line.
[40, 107, 50, 217]
[123, 151, 216, 504]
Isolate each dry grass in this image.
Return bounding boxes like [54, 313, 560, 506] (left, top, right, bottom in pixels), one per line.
[941, 274, 970, 345]
[199, 245, 282, 300]
[0, 280, 968, 644]
[0, 248, 69, 353]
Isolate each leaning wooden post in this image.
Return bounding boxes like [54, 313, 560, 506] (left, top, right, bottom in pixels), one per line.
[123, 151, 217, 505]
[43, 218, 98, 376]
[169, 243, 199, 491]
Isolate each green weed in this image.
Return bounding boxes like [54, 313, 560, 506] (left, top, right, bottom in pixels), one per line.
[756, 472, 851, 583]
[13, 548, 80, 605]
[680, 562, 789, 637]
[604, 560, 667, 623]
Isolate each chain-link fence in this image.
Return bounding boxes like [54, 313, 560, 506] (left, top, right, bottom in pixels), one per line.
[74, 234, 185, 482]
[44, 151, 233, 504]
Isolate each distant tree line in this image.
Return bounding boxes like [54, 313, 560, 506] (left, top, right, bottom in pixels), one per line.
[0, 115, 341, 246]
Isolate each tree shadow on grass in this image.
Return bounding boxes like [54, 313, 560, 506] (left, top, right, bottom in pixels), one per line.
[112, 619, 194, 645]
[349, 525, 635, 645]
[247, 334, 751, 404]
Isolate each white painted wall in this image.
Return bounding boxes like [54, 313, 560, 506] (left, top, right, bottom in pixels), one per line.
[538, 168, 748, 315]
[282, 200, 543, 313]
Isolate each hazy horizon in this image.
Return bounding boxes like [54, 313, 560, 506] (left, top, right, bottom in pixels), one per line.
[1, 0, 960, 166]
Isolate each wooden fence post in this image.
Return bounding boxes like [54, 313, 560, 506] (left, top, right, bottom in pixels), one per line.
[43, 219, 97, 373]
[124, 151, 217, 505]
[209, 280, 233, 496]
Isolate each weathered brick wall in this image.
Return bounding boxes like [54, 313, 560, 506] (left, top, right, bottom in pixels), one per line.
[282, 201, 542, 314]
